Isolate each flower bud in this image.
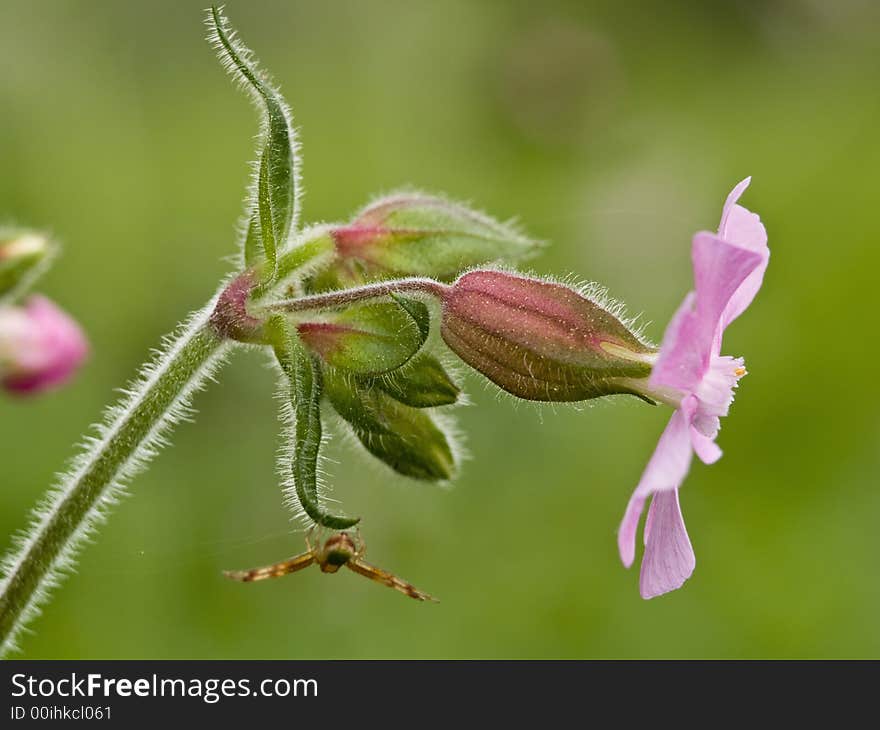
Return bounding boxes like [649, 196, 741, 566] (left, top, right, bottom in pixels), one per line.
[297, 298, 428, 376]
[315, 194, 539, 288]
[439, 270, 654, 402]
[0, 295, 89, 395]
[0, 231, 52, 299]
[324, 368, 457, 481]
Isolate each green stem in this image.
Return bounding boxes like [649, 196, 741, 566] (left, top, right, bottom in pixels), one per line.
[0, 309, 227, 656]
[0, 234, 332, 657]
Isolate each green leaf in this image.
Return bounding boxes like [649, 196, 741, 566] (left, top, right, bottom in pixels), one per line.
[325, 368, 457, 482]
[242, 214, 262, 271]
[269, 316, 359, 530]
[376, 353, 460, 408]
[209, 6, 298, 279]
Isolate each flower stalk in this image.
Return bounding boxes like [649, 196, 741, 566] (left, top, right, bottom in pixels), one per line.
[0, 308, 227, 655]
[268, 277, 449, 314]
[0, 223, 337, 656]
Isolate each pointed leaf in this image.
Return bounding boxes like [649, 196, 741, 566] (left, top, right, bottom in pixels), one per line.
[268, 316, 359, 529]
[209, 7, 299, 278]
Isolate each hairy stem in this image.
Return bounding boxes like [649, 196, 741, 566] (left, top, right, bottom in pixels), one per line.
[0, 306, 228, 656]
[267, 277, 449, 314]
[0, 234, 332, 656]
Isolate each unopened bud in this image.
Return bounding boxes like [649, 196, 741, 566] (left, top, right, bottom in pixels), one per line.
[0, 295, 88, 395]
[439, 270, 654, 402]
[297, 298, 428, 376]
[0, 231, 52, 299]
[325, 368, 457, 481]
[319, 194, 539, 287]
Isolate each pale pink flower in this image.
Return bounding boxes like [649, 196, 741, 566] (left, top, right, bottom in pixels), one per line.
[619, 178, 769, 599]
[0, 295, 88, 395]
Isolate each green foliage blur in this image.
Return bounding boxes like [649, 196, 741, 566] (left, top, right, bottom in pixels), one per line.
[1, 0, 878, 659]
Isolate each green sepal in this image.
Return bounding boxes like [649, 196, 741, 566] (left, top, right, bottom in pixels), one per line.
[389, 293, 430, 340]
[325, 368, 457, 482]
[375, 353, 460, 408]
[267, 315, 359, 530]
[297, 298, 428, 376]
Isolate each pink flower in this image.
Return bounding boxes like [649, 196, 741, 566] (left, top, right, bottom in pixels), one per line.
[0, 295, 89, 395]
[619, 178, 769, 599]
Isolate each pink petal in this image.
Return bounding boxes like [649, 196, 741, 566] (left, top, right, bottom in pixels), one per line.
[720, 261, 768, 336]
[649, 292, 703, 393]
[618, 402, 695, 567]
[719, 177, 753, 236]
[618, 494, 646, 569]
[639, 489, 696, 599]
[692, 232, 765, 345]
[650, 234, 761, 392]
[718, 177, 770, 330]
[719, 178, 765, 252]
[690, 426, 722, 464]
[643, 493, 655, 545]
[653, 185, 768, 392]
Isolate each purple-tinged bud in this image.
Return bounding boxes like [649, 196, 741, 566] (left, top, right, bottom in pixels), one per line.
[439, 270, 655, 402]
[316, 193, 539, 288]
[0, 295, 89, 395]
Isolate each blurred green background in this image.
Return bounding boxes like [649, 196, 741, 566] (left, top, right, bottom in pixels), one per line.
[1, 0, 878, 659]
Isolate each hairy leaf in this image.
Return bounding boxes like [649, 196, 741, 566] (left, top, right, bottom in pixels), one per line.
[208, 6, 299, 279]
[269, 316, 358, 529]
